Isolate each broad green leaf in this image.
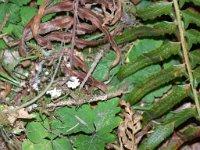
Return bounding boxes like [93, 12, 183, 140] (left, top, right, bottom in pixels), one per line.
[179, 0, 200, 8]
[114, 21, 176, 44]
[26, 122, 49, 143]
[52, 138, 73, 150]
[138, 123, 174, 150]
[20, 7, 37, 26]
[142, 85, 171, 103]
[22, 139, 53, 150]
[142, 86, 187, 125]
[51, 99, 121, 150]
[22, 139, 35, 150]
[190, 50, 200, 68]
[127, 65, 186, 105]
[137, 2, 173, 20]
[33, 139, 53, 150]
[51, 98, 121, 135]
[127, 39, 163, 62]
[74, 132, 116, 150]
[182, 9, 200, 29]
[51, 105, 95, 134]
[186, 29, 200, 50]
[118, 42, 180, 79]
[9, 0, 31, 6]
[92, 51, 120, 81]
[94, 98, 122, 133]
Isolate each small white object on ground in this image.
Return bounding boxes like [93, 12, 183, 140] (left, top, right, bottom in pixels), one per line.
[66, 76, 80, 89]
[46, 87, 62, 99]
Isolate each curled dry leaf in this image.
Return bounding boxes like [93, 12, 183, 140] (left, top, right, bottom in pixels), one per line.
[0, 106, 36, 126]
[0, 81, 12, 99]
[117, 100, 142, 150]
[18, 0, 121, 69]
[17, 0, 122, 92]
[0, 66, 12, 98]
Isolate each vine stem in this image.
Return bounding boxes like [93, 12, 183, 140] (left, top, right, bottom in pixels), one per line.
[15, 52, 63, 111]
[173, 0, 200, 117]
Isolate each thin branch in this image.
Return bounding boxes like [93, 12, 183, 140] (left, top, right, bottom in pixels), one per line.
[79, 49, 104, 89]
[47, 90, 129, 108]
[173, 0, 200, 116]
[0, 13, 9, 33]
[15, 52, 63, 111]
[70, 0, 79, 66]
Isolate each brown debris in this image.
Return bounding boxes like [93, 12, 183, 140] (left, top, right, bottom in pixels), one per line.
[18, 0, 121, 67]
[117, 100, 142, 150]
[17, 0, 122, 92]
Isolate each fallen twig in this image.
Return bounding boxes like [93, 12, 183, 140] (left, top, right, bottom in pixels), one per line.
[47, 90, 129, 108]
[70, 0, 79, 65]
[0, 13, 9, 33]
[79, 49, 104, 89]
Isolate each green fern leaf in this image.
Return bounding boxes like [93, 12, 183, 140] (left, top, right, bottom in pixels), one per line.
[142, 86, 187, 125]
[186, 29, 200, 50]
[115, 21, 176, 44]
[190, 50, 200, 68]
[139, 107, 196, 150]
[127, 65, 186, 105]
[162, 107, 197, 127]
[193, 67, 200, 87]
[182, 9, 200, 29]
[137, 2, 173, 20]
[179, 0, 200, 8]
[138, 123, 174, 150]
[117, 42, 180, 80]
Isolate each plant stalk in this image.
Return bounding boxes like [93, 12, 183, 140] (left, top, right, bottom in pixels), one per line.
[173, 0, 200, 117]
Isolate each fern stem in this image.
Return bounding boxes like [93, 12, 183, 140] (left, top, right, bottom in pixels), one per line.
[173, 0, 200, 117]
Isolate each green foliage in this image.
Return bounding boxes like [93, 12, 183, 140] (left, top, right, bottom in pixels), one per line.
[115, 21, 176, 44]
[142, 86, 187, 125]
[0, 0, 55, 40]
[92, 51, 120, 81]
[26, 122, 49, 143]
[20, 7, 37, 26]
[2, 0, 200, 149]
[117, 42, 180, 80]
[179, 0, 200, 8]
[182, 9, 200, 28]
[22, 99, 121, 150]
[186, 29, 200, 50]
[138, 123, 174, 150]
[190, 50, 200, 68]
[137, 2, 173, 20]
[116, 0, 200, 148]
[139, 107, 197, 150]
[127, 65, 186, 105]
